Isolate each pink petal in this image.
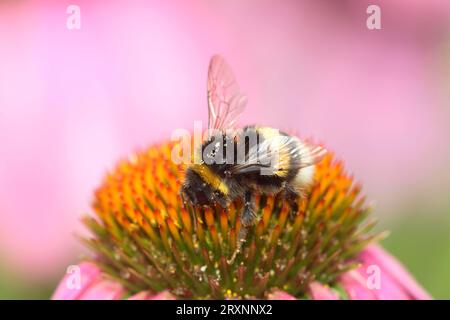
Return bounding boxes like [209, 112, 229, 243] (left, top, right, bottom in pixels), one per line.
[339, 270, 377, 300]
[309, 282, 339, 300]
[52, 262, 126, 300]
[359, 245, 431, 300]
[128, 291, 155, 300]
[339, 244, 432, 300]
[78, 280, 125, 300]
[127, 290, 175, 300]
[267, 290, 296, 300]
[148, 290, 176, 300]
[52, 262, 102, 300]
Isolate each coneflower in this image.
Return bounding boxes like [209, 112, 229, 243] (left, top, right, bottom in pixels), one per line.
[52, 139, 431, 300]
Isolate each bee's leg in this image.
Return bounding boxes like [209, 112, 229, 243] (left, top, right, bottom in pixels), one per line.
[191, 206, 198, 233]
[286, 190, 299, 212]
[228, 191, 256, 264]
[241, 191, 257, 227]
[285, 189, 302, 221]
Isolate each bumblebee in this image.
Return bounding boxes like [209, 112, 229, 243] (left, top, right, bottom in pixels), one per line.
[181, 55, 326, 261]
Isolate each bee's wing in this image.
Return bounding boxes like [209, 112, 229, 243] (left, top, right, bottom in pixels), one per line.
[207, 55, 247, 135]
[231, 136, 327, 176]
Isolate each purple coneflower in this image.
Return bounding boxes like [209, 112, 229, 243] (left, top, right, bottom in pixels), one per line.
[52, 140, 431, 300]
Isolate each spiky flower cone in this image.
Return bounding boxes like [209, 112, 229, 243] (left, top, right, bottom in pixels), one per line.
[52, 139, 431, 300]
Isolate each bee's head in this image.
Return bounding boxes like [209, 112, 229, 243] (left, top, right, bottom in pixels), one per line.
[181, 167, 228, 207]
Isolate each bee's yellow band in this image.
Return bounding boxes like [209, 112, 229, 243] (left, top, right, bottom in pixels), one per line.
[191, 164, 229, 195]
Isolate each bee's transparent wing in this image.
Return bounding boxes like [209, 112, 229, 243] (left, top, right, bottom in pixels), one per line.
[231, 136, 327, 176]
[207, 55, 247, 135]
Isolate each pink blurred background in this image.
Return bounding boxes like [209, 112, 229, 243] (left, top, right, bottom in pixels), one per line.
[1, 0, 450, 297]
